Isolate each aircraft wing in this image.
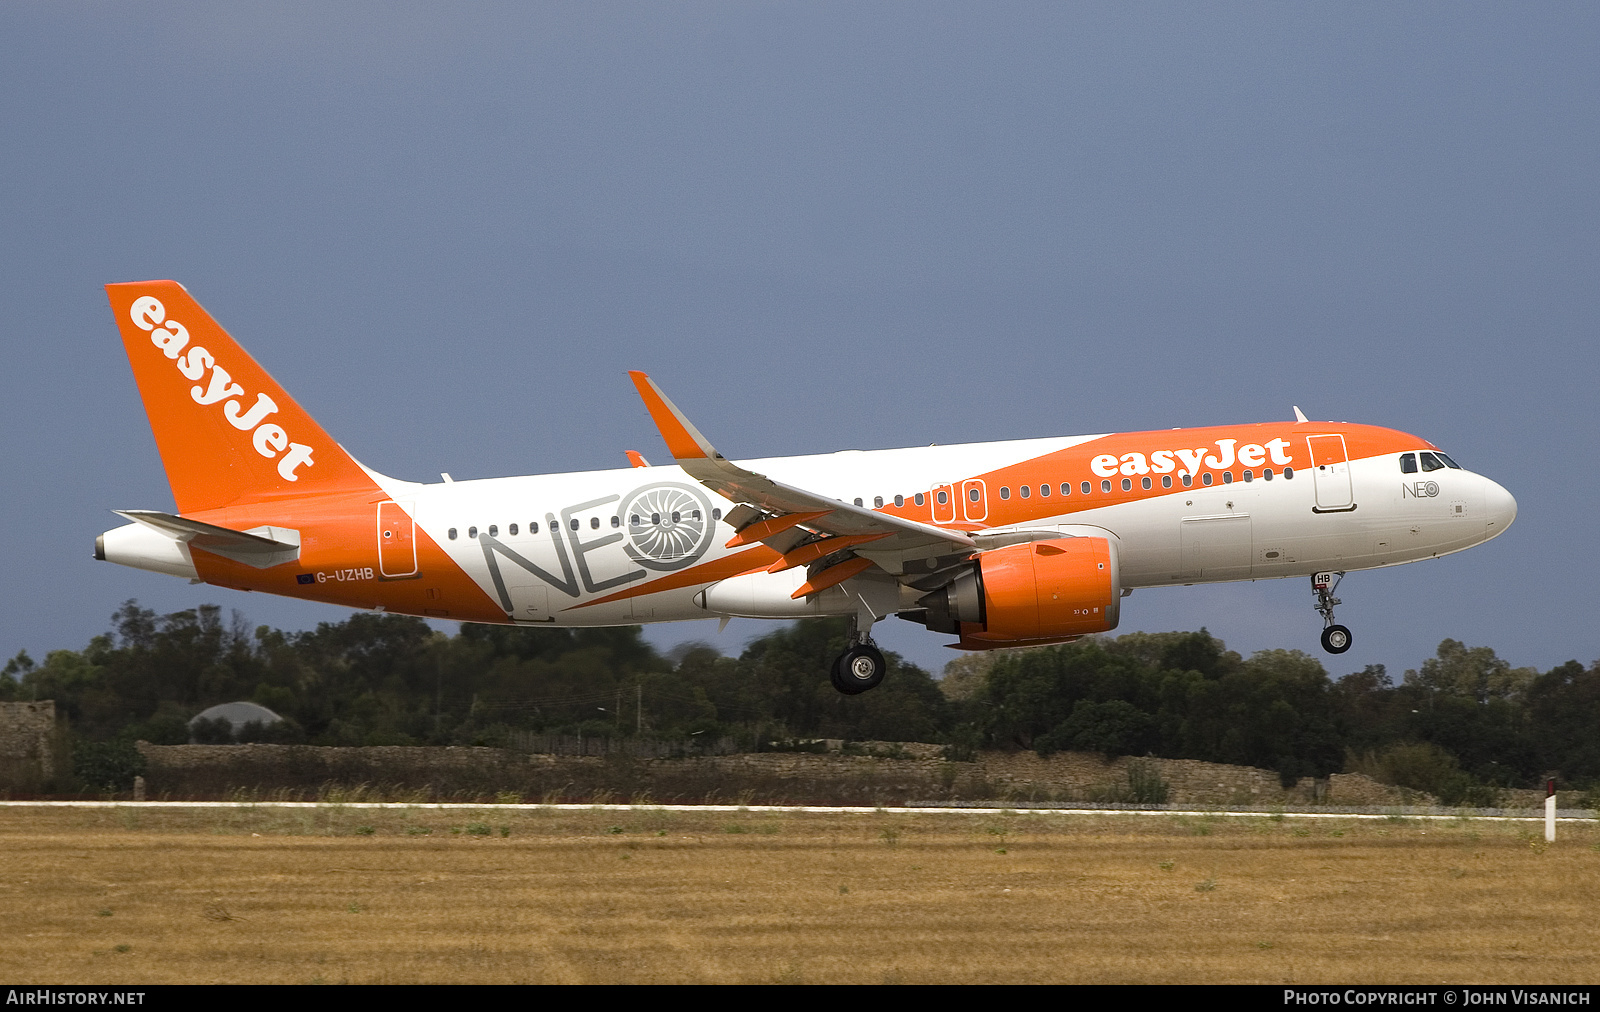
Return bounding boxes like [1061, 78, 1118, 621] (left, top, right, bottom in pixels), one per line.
[628, 373, 976, 568]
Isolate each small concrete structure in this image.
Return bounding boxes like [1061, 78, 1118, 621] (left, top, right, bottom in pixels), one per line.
[188, 701, 283, 742]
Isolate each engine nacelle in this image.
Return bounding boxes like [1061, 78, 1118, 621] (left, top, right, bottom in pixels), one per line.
[917, 536, 1120, 648]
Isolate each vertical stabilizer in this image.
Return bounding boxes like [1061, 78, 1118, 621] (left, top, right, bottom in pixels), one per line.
[106, 281, 378, 513]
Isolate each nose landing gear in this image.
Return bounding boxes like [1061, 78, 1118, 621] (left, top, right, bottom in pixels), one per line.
[830, 609, 886, 695]
[1312, 572, 1352, 654]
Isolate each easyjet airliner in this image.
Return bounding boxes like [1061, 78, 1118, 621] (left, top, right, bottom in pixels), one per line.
[97, 282, 1517, 694]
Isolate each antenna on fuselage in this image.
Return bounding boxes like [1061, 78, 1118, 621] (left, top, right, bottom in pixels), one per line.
[1292, 406, 1309, 423]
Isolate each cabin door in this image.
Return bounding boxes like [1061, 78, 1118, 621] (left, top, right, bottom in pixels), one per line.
[377, 501, 419, 579]
[1307, 434, 1354, 511]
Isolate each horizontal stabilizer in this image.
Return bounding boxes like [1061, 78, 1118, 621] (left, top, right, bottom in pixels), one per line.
[114, 510, 301, 569]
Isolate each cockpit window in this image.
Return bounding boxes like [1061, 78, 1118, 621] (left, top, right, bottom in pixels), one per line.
[1419, 452, 1446, 472]
[1400, 453, 1418, 474]
[1435, 452, 1461, 469]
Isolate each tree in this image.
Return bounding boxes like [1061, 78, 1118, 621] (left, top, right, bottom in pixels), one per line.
[1405, 639, 1536, 704]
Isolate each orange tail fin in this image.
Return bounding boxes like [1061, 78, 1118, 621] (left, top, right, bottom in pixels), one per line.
[106, 281, 378, 513]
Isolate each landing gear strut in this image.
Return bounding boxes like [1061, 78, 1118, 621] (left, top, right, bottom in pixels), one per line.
[830, 610, 886, 695]
[1312, 571, 1352, 655]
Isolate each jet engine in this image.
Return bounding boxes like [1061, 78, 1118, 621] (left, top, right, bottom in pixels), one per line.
[915, 536, 1120, 648]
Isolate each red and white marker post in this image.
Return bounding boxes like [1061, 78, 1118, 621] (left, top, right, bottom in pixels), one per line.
[1545, 778, 1557, 843]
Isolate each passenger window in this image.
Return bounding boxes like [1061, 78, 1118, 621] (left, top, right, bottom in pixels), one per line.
[1182, 474, 1192, 487]
[631, 515, 641, 527]
[529, 521, 540, 534]
[692, 510, 701, 520]
[1223, 472, 1234, 484]
[1019, 485, 1030, 499]
[1202, 473, 1214, 486]
[611, 516, 620, 528]
[1039, 484, 1049, 497]
[713, 508, 723, 520]
[894, 495, 904, 507]
[936, 491, 948, 505]
[568, 518, 579, 531]
[488, 525, 498, 537]
[590, 517, 600, 529]
[1263, 469, 1273, 481]
[1141, 476, 1151, 490]
[974, 488, 985, 502]
[448, 528, 457, 540]
[1078, 482, 1087, 495]
[1099, 480, 1110, 493]
[1284, 467, 1294, 479]
[915, 493, 926, 506]
[651, 513, 661, 525]
[1400, 453, 1418, 474]
[509, 523, 518, 536]
[873, 496, 883, 508]
[671, 511, 681, 523]
[997, 487, 1009, 500]
[468, 526, 478, 538]
[1420, 452, 1445, 472]
[1162, 475, 1172, 488]
[853, 498, 863, 507]
[1121, 478, 1132, 491]
[1242, 470, 1253, 482]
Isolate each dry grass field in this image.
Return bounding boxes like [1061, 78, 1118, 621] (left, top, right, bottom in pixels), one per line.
[0, 805, 1595, 984]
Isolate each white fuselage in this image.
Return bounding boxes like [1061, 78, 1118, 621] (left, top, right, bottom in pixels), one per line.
[356, 437, 1515, 628]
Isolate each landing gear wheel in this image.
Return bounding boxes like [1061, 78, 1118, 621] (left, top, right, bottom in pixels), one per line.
[830, 645, 886, 695]
[1310, 572, 1351, 655]
[1321, 624, 1352, 654]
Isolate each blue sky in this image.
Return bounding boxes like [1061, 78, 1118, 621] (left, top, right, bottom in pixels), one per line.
[4, 3, 1596, 678]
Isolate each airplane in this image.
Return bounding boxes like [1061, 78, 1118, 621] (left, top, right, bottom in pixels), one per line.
[96, 281, 1518, 695]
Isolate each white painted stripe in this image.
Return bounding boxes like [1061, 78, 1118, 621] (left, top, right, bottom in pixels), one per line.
[0, 800, 1586, 823]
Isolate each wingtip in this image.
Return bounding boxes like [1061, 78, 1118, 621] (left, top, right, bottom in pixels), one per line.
[628, 371, 715, 461]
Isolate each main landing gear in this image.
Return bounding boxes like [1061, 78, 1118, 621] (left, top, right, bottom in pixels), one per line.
[1312, 571, 1352, 655]
[830, 610, 886, 695]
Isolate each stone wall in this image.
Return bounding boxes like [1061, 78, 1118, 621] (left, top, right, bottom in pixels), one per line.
[134, 741, 1422, 807]
[134, 742, 968, 804]
[972, 750, 1421, 806]
[0, 701, 57, 790]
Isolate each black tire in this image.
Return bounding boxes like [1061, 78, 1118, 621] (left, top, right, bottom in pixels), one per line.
[1321, 624, 1352, 654]
[830, 645, 886, 695]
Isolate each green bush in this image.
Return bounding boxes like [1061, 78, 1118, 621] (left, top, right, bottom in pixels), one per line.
[1126, 759, 1170, 804]
[1347, 742, 1500, 805]
[72, 739, 146, 792]
[1035, 699, 1156, 758]
[189, 716, 234, 744]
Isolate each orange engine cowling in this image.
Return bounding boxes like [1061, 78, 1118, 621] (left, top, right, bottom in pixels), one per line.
[916, 537, 1120, 648]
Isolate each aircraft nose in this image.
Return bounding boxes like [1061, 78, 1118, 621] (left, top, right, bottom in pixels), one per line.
[1483, 477, 1517, 534]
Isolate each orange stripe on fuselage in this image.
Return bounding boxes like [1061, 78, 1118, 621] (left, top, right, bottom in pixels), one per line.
[568, 544, 781, 611]
[869, 422, 1426, 529]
